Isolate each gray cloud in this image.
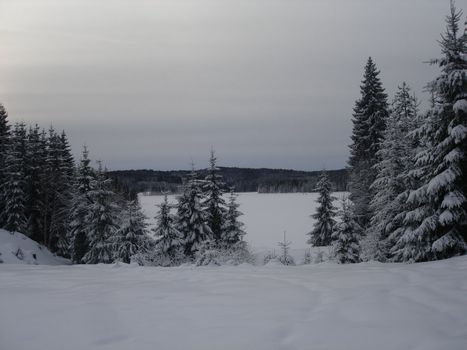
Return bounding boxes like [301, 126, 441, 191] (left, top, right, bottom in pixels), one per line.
[0, 0, 451, 170]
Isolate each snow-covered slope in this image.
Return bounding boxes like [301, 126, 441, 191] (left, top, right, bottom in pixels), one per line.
[0, 229, 69, 265]
[1, 257, 466, 350]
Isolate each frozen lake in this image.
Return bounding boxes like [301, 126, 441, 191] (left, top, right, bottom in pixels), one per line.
[139, 192, 347, 254]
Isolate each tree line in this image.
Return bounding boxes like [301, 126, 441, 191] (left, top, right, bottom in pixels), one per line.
[108, 167, 349, 194]
[0, 112, 249, 265]
[307, 2, 467, 263]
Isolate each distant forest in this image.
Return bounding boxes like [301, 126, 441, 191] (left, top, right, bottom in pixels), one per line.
[108, 167, 349, 196]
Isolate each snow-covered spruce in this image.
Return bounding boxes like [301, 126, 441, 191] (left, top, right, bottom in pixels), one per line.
[278, 232, 295, 265]
[152, 194, 183, 266]
[348, 57, 389, 228]
[24, 125, 47, 244]
[203, 149, 228, 242]
[46, 129, 75, 257]
[307, 171, 337, 247]
[2, 122, 28, 234]
[391, 4, 467, 262]
[112, 200, 152, 264]
[332, 199, 361, 264]
[0, 104, 11, 229]
[363, 83, 420, 262]
[82, 163, 121, 264]
[222, 188, 246, 244]
[175, 167, 212, 257]
[68, 146, 95, 263]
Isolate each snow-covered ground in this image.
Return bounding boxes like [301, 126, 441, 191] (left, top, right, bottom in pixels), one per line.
[140, 192, 346, 261]
[1, 257, 467, 350]
[0, 229, 69, 265]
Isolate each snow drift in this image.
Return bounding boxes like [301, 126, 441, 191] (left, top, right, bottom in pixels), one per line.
[0, 229, 69, 265]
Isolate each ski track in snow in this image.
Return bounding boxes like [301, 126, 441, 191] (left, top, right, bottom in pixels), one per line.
[1, 257, 467, 350]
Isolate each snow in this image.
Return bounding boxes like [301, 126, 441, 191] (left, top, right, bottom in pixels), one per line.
[0, 229, 70, 265]
[453, 99, 467, 113]
[1, 257, 467, 350]
[139, 192, 346, 261]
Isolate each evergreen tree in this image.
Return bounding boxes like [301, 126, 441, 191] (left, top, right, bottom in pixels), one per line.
[175, 167, 212, 257]
[203, 149, 227, 242]
[54, 131, 75, 257]
[278, 232, 295, 265]
[83, 162, 119, 264]
[24, 125, 47, 241]
[0, 103, 11, 228]
[307, 171, 337, 246]
[69, 146, 95, 263]
[348, 57, 389, 228]
[2, 122, 28, 233]
[364, 83, 419, 261]
[392, 3, 467, 262]
[153, 194, 183, 265]
[222, 188, 246, 244]
[43, 128, 74, 254]
[332, 199, 361, 264]
[113, 200, 151, 264]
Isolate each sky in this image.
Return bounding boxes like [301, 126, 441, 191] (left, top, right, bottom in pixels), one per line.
[0, 0, 454, 170]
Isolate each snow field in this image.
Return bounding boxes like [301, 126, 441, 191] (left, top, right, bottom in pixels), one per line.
[1, 257, 466, 350]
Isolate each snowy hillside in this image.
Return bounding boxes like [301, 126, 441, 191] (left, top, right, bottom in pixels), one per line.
[1, 257, 467, 350]
[0, 229, 69, 265]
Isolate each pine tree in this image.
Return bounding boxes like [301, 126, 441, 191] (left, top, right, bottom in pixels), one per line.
[222, 188, 246, 244]
[152, 194, 183, 265]
[203, 149, 227, 242]
[2, 122, 28, 233]
[175, 167, 212, 257]
[332, 199, 361, 264]
[83, 162, 120, 264]
[348, 57, 389, 228]
[364, 83, 419, 261]
[0, 103, 11, 228]
[113, 200, 151, 264]
[392, 3, 467, 262]
[69, 146, 95, 263]
[307, 171, 337, 246]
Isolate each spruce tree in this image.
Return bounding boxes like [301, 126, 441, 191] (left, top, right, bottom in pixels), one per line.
[278, 232, 295, 265]
[83, 162, 119, 264]
[113, 200, 151, 264]
[175, 167, 212, 257]
[43, 128, 74, 254]
[3, 122, 28, 233]
[153, 194, 183, 265]
[24, 125, 47, 241]
[332, 199, 361, 264]
[203, 149, 227, 242]
[0, 103, 11, 228]
[307, 171, 337, 247]
[392, 3, 467, 262]
[364, 83, 419, 261]
[348, 57, 389, 228]
[54, 131, 75, 257]
[222, 188, 246, 244]
[69, 146, 95, 263]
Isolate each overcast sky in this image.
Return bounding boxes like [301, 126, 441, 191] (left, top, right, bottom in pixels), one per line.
[0, 0, 454, 170]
